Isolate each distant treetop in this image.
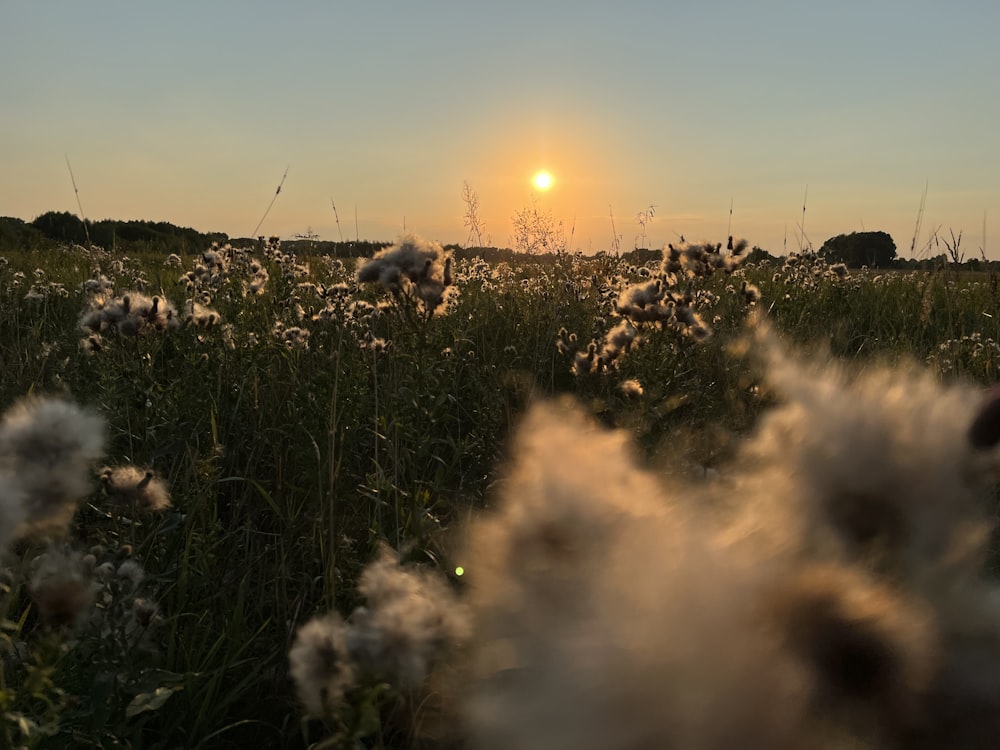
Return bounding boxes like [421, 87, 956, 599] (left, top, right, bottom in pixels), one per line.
[820, 231, 897, 268]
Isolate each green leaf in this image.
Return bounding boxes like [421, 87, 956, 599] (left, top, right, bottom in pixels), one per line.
[125, 684, 184, 719]
[127, 668, 189, 694]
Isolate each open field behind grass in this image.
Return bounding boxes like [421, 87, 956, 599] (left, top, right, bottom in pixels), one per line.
[3, 239, 1000, 748]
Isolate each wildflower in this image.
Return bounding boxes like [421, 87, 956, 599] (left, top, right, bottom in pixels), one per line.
[82, 274, 114, 295]
[79, 333, 104, 355]
[186, 300, 220, 327]
[614, 279, 671, 324]
[279, 326, 310, 351]
[324, 282, 351, 299]
[361, 334, 391, 354]
[674, 306, 712, 341]
[556, 328, 575, 356]
[741, 281, 761, 304]
[249, 270, 269, 295]
[346, 300, 376, 323]
[828, 263, 849, 279]
[289, 614, 357, 717]
[599, 321, 640, 368]
[619, 379, 644, 397]
[571, 343, 598, 376]
[99, 465, 171, 511]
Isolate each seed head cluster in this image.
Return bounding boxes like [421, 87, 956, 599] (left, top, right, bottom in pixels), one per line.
[82, 547, 165, 655]
[79, 292, 180, 337]
[0, 394, 170, 636]
[774, 250, 851, 288]
[357, 234, 456, 316]
[614, 238, 750, 338]
[619, 378, 644, 397]
[561, 238, 751, 379]
[179, 244, 231, 291]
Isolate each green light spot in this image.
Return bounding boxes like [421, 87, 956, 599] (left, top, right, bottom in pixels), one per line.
[455, 566, 465, 577]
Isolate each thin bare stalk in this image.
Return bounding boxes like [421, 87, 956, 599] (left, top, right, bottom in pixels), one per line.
[64, 155, 90, 245]
[250, 165, 289, 238]
[330, 199, 344, 241]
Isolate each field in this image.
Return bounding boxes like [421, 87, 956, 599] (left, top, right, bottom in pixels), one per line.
[3, 237, 1000, 748]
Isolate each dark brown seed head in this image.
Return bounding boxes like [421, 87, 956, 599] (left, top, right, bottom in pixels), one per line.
[968, 386, 1000, 449]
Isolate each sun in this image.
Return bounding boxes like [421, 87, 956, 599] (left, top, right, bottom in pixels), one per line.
[532, 171, 553, 191]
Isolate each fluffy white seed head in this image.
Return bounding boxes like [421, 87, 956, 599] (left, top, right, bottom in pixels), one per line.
[0, 395, 105, 535]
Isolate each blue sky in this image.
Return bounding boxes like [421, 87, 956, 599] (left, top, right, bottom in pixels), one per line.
[2, 1, 998, 256]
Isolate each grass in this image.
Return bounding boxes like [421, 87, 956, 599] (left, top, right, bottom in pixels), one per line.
[1, 240, 1000, 747]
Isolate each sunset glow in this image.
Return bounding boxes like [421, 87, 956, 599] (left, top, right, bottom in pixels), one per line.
[0, 4, 997, 255]
[533, 171, 553, 191]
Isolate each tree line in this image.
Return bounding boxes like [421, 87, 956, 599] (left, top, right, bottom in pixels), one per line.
[2, 214, 993, 273]
[0, 212, 226, 254]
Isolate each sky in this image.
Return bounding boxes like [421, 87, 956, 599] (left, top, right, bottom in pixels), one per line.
[2, 1, 998, 257]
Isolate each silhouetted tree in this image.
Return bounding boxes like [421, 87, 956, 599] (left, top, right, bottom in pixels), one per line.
[820, 231, 897, 268]
[0, 217, 48, 251]
[746, 245, 778, 265]
[31, 211, 89, 244]
[29, 212, 226, 253]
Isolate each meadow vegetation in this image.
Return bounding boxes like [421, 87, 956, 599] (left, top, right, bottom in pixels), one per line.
[2, 232, 1000, 748]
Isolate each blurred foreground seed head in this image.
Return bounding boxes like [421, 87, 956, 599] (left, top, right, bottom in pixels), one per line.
[348, 545, 470, 687]
[28, 545, 96, 627]
[288, 614, 356, 718]
[290, 546, 469, 718]
[736, 318, 1000, 580]
[458, 317, 1000, 750]
[461, 398, 813, 750]
[0, 395, 106, 538]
